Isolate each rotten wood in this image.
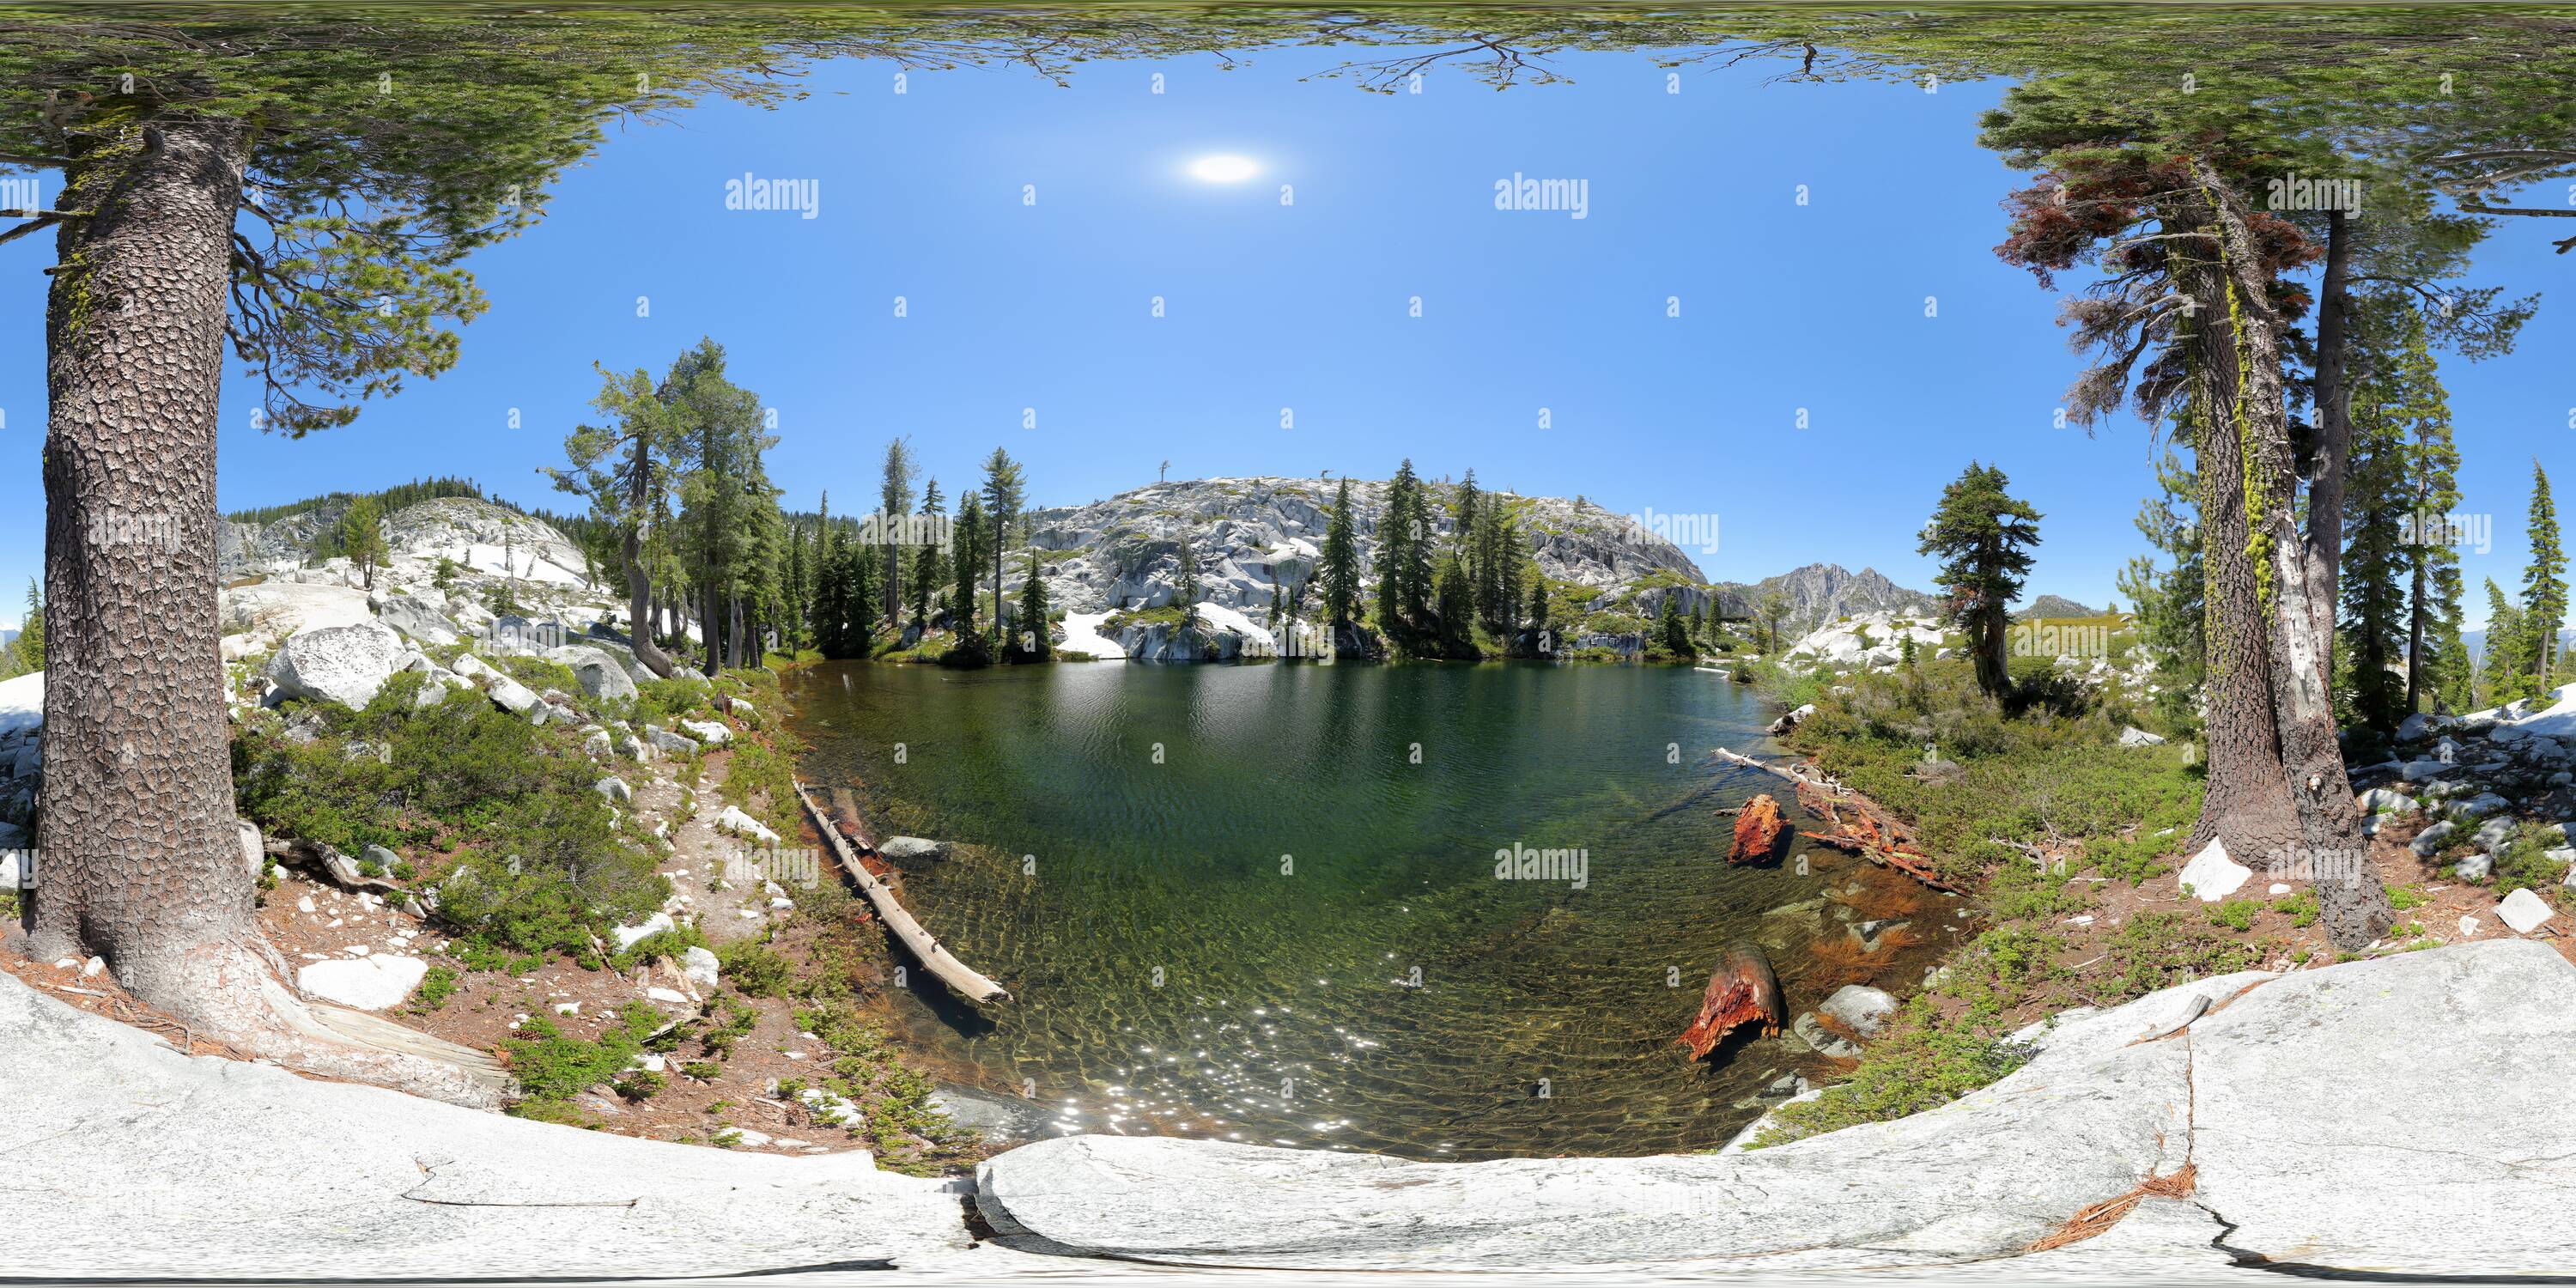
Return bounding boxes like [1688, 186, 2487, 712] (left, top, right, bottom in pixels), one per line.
[1675, 942, 1783, 1060]
[1730, 793, 1789, 866]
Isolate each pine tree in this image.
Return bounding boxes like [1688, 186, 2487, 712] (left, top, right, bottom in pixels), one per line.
[1434, 553, 1475, 656]
[1526, 575, 1553, 655]
[913, 477, 945, 627]
[947, 494, 988, 665]
[335, 495, 389, 590]
[1918, 462, 2042, 699]
[1494, 513, 1528, 652]
[2117, 426, 2206, 724]
[982, 448, 1025, 647]
[2519, 459, 2567, 700]
[1319, 477, 1361, 629]
[8, 579, 39, 675]
[811, 502, 848, 659]
[2383, 310, 2468, 714]
[1656, 592, 1692, 659]
[880, 436, 916, 630]
[2338, 380, 2410, 736]
[1016, 548, 1052, 660]
[2480, 578, 2524, 708]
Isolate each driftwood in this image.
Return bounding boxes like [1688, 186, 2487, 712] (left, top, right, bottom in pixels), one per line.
[1729, 793, 1789, 865]
[1800, 810, 1964, 894]
[264, 838, 404, 896]
[793, 781, 1010, 1005]
[1676, 942, 1784, 1060]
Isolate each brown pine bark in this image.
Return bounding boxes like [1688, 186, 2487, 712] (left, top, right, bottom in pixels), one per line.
[2192, 162, 2394, 951]
[31, 115, 495, 1106]
[622, 440, 675, 678]
[2170, 214, 2304, 867]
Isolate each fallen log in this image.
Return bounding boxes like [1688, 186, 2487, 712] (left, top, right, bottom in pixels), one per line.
[264, 837, 404, 897]
[1676, 942, 1784, 1060]
[793, 781, 1011, 1005]
[1729, 793, 1789, 866]
[825, 787, 870, 848]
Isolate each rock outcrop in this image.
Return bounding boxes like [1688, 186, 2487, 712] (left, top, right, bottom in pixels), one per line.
[0, 968, 1008, 1279]
[1017, 476, 1706, 659]
[977, 942, 2576, 1276]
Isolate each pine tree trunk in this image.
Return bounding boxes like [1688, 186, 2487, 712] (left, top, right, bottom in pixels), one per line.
[623, 443, 674, 678]
[2197, 162, 2393, 951]
[2173, 205, 2306, 868]
[2407, 558, 2430, 713]
[701, 580, 722, 677]
[29, 115, 493, 1106]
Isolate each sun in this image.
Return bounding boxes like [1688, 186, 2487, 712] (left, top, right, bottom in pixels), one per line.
[1188, 155, 1260, 183]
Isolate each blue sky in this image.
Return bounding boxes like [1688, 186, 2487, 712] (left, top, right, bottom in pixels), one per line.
[2, 40, 2567, 629]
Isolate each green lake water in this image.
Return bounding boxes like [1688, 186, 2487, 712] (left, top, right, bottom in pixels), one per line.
[784, 659, 1956, 1160]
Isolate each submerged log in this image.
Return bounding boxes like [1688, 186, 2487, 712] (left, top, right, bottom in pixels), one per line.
[1730, 793, 1788, 866]
[793, 781, 1011, 1005]
[1676, 942, 1784, 1060]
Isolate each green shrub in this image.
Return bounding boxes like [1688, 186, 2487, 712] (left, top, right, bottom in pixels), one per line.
[1752, 1002, 2033, 1147]
[717, 939, 793, 998]
[413, 965, 459, 1011]
[2106, 912, 2261, 999]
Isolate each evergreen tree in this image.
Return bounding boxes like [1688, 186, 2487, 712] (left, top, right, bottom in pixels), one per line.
[1656, 592, 1693, 659]
[2339, 382, 2410, 735]
[2379, 311, 2469, 714]
[1434, 553, 1475, 656]
[811, 500, 848, 659]
[2480, 578, 2524, 708]
[947, 494, 989, 665]
[913, 478, 945, 628]
[2117, 426, 2206, 724]
[8, 580, 40, 675]
[880, 436, 916, 630]
[1525, 575, 1554, 655]
[1373, 460, 1434, 651]
[1919, 462, 2042, 699]
[668, 338, 773, 675]
[1757, 592, 1790, 655]
[2518, 459, 2567, 700]
[335, 496, 389, 590]
[1494, 513, 1528, 652]
[1319, 477, 1362, 629]
[982, 448, 1025, 647]
[1016, 548, 1052, 660]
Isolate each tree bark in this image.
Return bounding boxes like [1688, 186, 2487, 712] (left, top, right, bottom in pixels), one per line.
[2171, 206, 2305, 867]
[30, 115, 495, 1107]
[622, 446, 675, 678]
[2196, 161, 2394, 951]
[2305, 210, 2354, 683]
[701, 580, 722, 677]
[2406, 556, 2430, 713]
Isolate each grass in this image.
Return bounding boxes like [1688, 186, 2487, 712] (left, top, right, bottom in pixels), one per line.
[1735, 654, 2221, 1140]
[1749, 1000, 2035, 1147]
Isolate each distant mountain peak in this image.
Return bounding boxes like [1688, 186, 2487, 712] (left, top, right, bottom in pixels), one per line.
[1709, 562, 1939, 629]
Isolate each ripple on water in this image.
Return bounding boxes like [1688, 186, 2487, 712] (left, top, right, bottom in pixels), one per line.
[786, 660, 1955, 1160]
